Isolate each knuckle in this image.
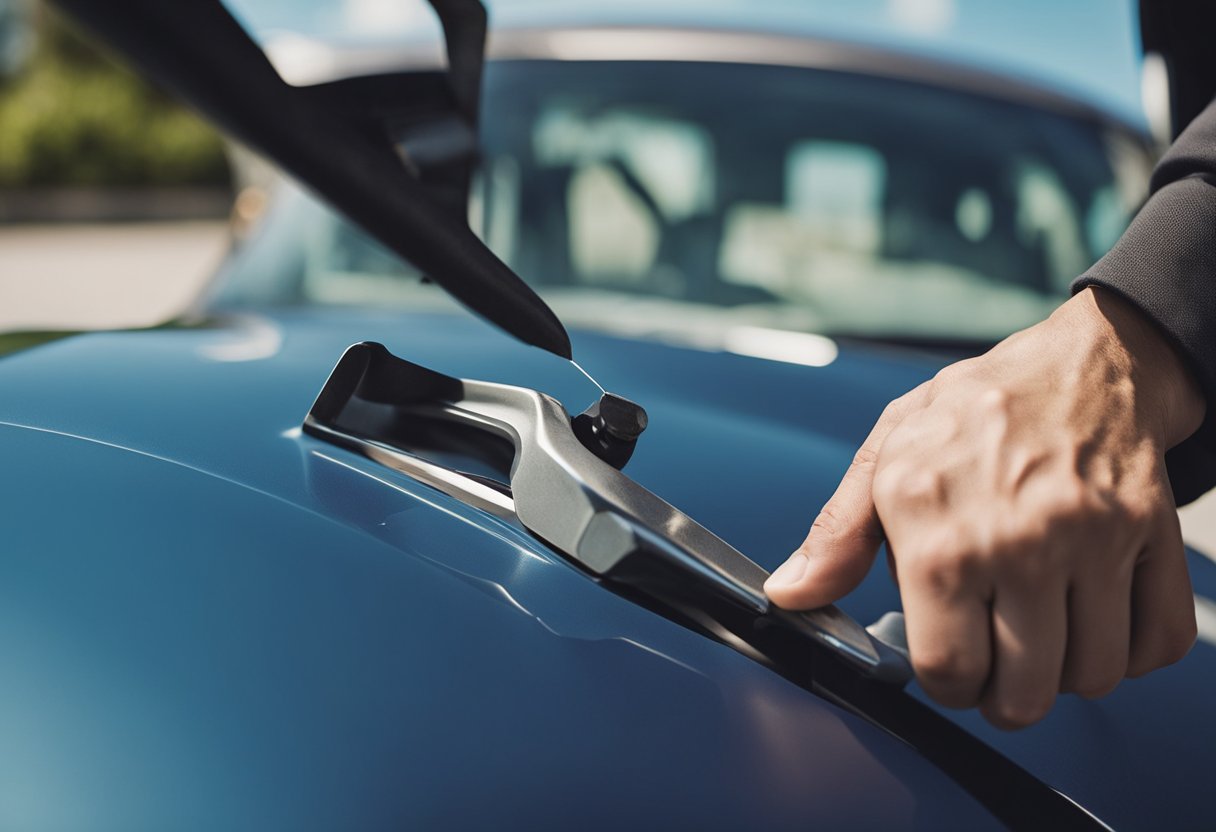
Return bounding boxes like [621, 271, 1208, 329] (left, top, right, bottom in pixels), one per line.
[977, 386, 1011, 416]
[1129, 614, 1198, 676]
[810, 501, 883, 547]
[1065, 665, 1124, 700]
[880, 397, 906, 423]
[1117, 495, 1157, 531]
[906, 470, 943, 502]
[810, 504, 845, 539]
[890, 379, 933, 416]
[910, 545, 979, 596]
[932, 360, 970, 386]
[1160, 617, 1199, 665]
[882, 387, 924, 423]
[1072, 677, 1122, 700]
[872, 465, 903, 506]
[1038, 480, 1092, 529]
[951, 547, 989, 585]
[983, 695, 1054, 730]
[914, 647, 987, 692]
[880, 468, 944, 506]
[850, 445, 880, 470]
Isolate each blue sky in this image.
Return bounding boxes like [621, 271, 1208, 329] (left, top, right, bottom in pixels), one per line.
[226, 0, 1145, 124]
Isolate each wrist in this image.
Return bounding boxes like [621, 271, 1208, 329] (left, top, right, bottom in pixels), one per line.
[1062, 287, 1205, 448]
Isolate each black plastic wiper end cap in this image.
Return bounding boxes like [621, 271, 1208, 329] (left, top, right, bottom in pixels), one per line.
[572, 393, 647, 469]
[597, 393, 648, 441]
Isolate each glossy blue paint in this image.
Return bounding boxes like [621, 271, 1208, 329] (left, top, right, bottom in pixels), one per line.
[0, 311, 1213, 829]
[0, 320, 996, 830]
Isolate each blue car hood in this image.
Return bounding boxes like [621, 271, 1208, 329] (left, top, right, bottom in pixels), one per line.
[0, 309, 1213, 830]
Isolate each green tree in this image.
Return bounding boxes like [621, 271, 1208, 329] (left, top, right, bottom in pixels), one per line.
[0, 2, 230, 187]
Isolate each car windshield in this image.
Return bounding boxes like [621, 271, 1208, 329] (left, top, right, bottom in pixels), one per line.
[216, 59, 1152, 347]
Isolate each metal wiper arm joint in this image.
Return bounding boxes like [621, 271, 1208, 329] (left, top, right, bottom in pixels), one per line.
[302, 342, 911, 685]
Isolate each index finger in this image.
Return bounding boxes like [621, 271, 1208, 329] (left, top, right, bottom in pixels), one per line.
[766, 387, 925, 609]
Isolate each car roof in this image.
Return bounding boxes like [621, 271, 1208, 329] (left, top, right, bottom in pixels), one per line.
[230, 0, 1144, 128]
[263, 24, 1148, 138]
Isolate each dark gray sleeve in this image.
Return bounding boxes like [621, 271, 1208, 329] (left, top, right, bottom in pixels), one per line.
[1071, 98, 1216, 505]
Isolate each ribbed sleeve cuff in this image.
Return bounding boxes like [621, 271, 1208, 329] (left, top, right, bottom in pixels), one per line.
[1071, 175, 1216, 504]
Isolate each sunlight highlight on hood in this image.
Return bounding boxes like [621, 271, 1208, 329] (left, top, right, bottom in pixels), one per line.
[197, 315, 283, 362]
[722, 326, 838, 368]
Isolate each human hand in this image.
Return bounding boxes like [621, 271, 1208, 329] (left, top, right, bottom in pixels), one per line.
[766, 288, 1204, 728]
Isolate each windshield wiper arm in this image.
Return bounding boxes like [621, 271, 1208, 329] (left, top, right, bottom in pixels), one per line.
[302, 342, 911, 683]
[299, 343, 1121, 830]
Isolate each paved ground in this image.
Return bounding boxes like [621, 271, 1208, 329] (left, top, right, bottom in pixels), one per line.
[0, 221, 229, 332]
[2, 220, 1215, 555]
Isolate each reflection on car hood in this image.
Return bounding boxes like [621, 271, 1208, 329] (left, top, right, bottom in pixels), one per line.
[0, 308, 1213, 829]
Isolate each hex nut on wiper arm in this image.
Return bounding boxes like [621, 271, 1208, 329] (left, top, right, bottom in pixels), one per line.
[572, 393, 649, 470]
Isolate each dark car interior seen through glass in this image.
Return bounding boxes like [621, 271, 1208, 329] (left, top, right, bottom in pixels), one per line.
[216, 60, 1151, 349]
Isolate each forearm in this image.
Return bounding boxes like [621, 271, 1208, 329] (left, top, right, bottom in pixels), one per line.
[1072, 97, 1216, 501]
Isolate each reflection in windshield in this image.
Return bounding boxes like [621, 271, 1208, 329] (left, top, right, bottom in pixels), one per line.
[218, 60, 1151, 346]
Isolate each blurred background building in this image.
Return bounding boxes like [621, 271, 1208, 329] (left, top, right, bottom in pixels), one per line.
[0, 0, 231, 212]
[0, 0, 233, 333]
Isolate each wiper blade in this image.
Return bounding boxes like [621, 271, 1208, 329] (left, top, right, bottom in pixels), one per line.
[51, 0, 572, 359]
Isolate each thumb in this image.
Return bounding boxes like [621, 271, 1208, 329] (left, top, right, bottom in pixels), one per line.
[765, 398, 909, 609]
